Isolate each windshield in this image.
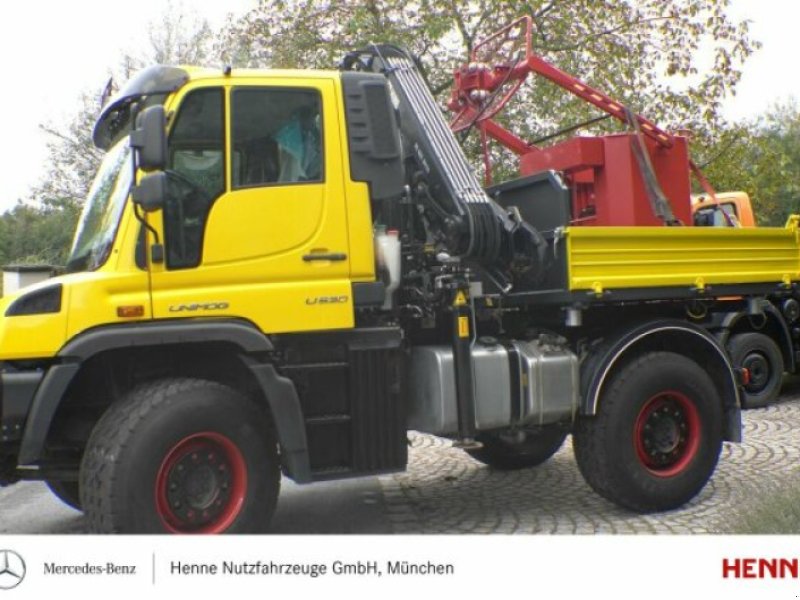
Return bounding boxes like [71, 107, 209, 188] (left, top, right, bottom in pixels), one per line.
[66, 138, 133, 272]
[694, 202, 740, 227]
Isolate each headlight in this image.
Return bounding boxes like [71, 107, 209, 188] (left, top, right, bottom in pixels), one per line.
[5, 285, 62, 316]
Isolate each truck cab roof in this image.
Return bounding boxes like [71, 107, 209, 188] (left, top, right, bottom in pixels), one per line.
[93, 64, 342, 150]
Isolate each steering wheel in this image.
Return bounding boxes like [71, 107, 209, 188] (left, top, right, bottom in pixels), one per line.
[163, 170, 212, 265]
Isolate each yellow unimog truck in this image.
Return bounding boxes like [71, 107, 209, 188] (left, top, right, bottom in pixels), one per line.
[1, 46, 799, 533]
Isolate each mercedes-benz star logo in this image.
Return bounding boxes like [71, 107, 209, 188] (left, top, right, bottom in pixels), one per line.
[0, 550, 25, 590]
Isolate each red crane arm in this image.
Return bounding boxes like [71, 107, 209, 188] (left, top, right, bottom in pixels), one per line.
[449, 16, 674, 149]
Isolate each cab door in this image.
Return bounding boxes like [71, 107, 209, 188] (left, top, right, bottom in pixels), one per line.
[148, 77, 355, 333]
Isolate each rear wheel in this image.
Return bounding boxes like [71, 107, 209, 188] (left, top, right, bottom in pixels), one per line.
[573, 351, 723, 513]
[727, 332, 784, 409]
[467, 426, 567, 470]
[46, 480, 82, 511]
[80, 378, 280, 533]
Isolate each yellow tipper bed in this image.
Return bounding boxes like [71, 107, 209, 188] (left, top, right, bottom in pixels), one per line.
[566, 218, 800, 294]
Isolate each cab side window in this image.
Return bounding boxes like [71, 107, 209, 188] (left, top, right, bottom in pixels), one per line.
[165, 87, 225, 269]
[231, 88, 323, 188]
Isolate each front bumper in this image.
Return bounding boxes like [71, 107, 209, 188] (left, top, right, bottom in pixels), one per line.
[1, 370, 44, 443]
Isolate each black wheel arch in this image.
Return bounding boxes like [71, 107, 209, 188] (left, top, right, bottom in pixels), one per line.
[580, 319, 741, 442]
[17, 319, 312, 482]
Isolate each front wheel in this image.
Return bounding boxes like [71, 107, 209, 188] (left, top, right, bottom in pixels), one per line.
[80, 378, 280, 533]
[573, 351, 723, 513]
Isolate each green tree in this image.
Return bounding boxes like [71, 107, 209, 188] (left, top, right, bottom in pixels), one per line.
[221, 1, 758, 185]
[224, 1, 757, 133]
[0, 201, 80, 266]
[700, 100, 800, 226]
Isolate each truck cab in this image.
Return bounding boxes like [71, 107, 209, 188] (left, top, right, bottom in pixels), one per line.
[0, 64, 406, 532]
[0, 65, 382, 353]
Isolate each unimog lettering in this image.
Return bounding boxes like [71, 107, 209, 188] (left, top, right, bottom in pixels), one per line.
[305, 296, 348, 305]
[168, 302, 229, 312]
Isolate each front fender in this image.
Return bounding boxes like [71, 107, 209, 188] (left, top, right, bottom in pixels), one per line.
[16, 319, 311, 481]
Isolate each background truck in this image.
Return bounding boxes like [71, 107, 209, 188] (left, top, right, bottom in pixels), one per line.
[692, 192, 757, 227]
[1, 34, 798, 533]
[447, 17, 794, 408]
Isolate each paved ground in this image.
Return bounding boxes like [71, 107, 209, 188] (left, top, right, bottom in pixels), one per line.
[4, 380, 800, 534]
[0, 478, 391, 534]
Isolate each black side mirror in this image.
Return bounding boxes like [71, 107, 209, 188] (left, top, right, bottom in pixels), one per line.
[130, 105, 167, 171]
[132, 172, 167, 212]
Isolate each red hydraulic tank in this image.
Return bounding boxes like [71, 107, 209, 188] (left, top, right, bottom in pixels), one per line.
[519, 133, 693, 226]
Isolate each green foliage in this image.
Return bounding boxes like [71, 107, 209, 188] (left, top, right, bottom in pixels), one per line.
[699, 100, 800, 225]
[35, 90, 103, 214]
[223, 0, 758, 135]
[0, 201, 80, 267]
[222, 0, 760, 185]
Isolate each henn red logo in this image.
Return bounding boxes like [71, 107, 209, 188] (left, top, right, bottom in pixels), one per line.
[723, 558, 800, 579]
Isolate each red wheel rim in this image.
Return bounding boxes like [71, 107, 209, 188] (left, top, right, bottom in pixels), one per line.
[155, 432, 247, 533]
[634, 391, 701, 478]
[741, 351, 770, 393]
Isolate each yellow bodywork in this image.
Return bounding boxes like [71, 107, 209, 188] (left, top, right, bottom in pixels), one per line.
[0, 197, 150, 359]
[566, 220, 800, 293]
[144, 70, 374, 335]
[0, 68, 376, 361]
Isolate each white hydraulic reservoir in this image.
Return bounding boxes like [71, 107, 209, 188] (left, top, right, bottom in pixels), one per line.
[375, 228, 401, 309]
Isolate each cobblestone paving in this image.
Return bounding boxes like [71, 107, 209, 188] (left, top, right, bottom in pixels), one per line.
[379, 390, 800, 534]
[5, 385, 800, 534]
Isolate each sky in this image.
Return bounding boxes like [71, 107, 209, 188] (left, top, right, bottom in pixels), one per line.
[0, 0, 797, 213]
[0, 0, 256, 212]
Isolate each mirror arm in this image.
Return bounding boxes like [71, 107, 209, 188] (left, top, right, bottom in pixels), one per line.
[133, 202, 164, 265]
[133, 202, 160, 244]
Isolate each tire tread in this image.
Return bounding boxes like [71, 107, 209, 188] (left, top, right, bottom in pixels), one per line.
[80, 378, 253, 533]
[574, 351, 722, 512]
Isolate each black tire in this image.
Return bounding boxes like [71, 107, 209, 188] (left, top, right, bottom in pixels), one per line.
[727, 332, 784, 409]
[573, 351, 723, 513]
[46, 480, 82, 511]
[467, 427, 567, 470]
[80, 378, 280, 533]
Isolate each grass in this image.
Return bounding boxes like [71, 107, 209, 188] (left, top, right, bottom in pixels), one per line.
[731, 483, 800, 534]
